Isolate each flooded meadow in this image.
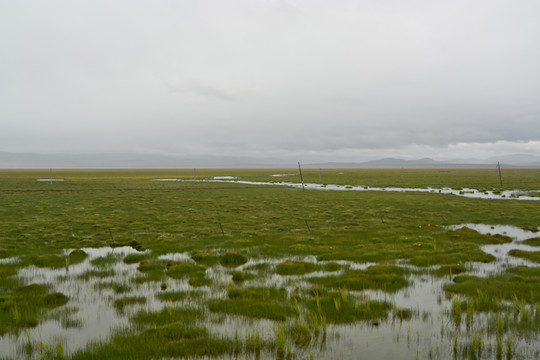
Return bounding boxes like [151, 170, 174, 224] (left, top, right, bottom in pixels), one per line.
[1, 169, 540, 359]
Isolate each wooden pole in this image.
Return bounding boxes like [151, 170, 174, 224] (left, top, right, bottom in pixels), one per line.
[219, 223, 225, 236]
[497, 162, 503, 186]
[298, 162, 305, 190]
[50, 168, 52, 185]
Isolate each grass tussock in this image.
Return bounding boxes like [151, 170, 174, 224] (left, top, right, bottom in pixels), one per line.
[0, 283, 69, 335]
[304, 291, 392, 323]
[123, 253, 150, 264]
[220, 252, 248, 267]
[113, 296, 146, 312]
[508, 249, 540, 263]
[445, 267, 540, 304]
[276, 261, 319, 275]
[208, 287, 295, 321]
[310, 265, 409, 292]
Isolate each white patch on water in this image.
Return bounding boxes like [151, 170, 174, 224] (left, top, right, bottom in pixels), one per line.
[270, 174, 296, 177]
[213, 176, 236, 180]
[36, 179, 64, 182]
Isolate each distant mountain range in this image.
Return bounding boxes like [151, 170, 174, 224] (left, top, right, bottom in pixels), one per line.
[0, 152, 539, 169]
[307, 155, 540, 169]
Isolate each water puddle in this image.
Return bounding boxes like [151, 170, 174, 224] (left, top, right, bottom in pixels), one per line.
[447, 224, 540, 275]
[152, 179, 540, 201]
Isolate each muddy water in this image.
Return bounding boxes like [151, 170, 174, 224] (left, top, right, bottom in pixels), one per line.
[1, 225, 539, 359]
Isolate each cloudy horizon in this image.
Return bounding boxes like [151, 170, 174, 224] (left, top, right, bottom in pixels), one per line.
[1, 0, 539, 164]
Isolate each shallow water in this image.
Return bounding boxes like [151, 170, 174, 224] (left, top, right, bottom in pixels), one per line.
[2, 225, 540, 359]
[447, 224, 540, 275]
[153, 178, 540, 201]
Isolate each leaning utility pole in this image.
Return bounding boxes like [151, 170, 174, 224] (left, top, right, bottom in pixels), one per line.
[298, 162, 305, 191]
[497, 162, 503, 186]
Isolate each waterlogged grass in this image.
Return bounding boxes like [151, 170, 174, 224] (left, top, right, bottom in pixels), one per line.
[208, 287, 295, 321]
[310, 265, 409, 292]
[191, 250, 219, 266]
[445, 267, 540, 304]
[1, 169, 540, 358]
[113, 296, 146, 312]
[123, 253, 149, 264]
[0, 283, 68, 335]
[304, 290, 392, 324]
[157, 290, 203, 302]
[220, 252, 248, 267]
[435, 263, 467, 276]
[90, 253, 122, 267]
[77, 268, 115, 280]
[71, 324, 233, 359]
[166, 262, 205, 278]
[94, 281, 132, 294]
[231, 270, 255, 283]
[508, 249, 540, 263]
[523, 237, 540, 246]
[28, 249, 88, 269]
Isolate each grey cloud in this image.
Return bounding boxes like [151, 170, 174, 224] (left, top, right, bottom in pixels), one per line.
[0, 0, 539, 161]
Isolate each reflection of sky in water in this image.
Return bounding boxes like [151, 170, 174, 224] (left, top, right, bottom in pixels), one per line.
[153, 178, 540, 201]
[1, 224, 540, 359]
[447, 224, 540, 275]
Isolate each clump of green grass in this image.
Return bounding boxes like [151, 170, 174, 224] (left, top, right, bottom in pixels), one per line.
[164, 261, 210, 286]
[94, 281, 132, 294]
[523, 237, 540, 246]
[90, 253, 122, 267]
[123, 253, 149, 264]
[28, 249, 88, 269]
[69, 249, 88, 263]
[43, 292, 69, 308]
[0, 283, 70, 335]
[208, 287, 295, 321]
[304, 291, 392, 323]
[137, 260, 165, 280]
[276, 261, 319, 275]
[446, 268, 540, 304]
[188, 272, 211, 287]
[166, 262, 205, 279]
[113, 296, 146, 312]
[71, 318, 232, 359]
[231, 270, 255, 283]
[191, 250, 219, 266]
[310, 265, 409, 292]
[323, 262, 341, 272]
[435, 263, 467, 276]
[28, 254, 66, 268]
[132, 306, 203, 327]
[508, 249, 540, 263]
[77, 269, 115, 280]
[220, 252, 248, 267]
[157, 290, 203, 302]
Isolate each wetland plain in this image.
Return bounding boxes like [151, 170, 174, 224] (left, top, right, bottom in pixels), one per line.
[1, 168, 539, 359]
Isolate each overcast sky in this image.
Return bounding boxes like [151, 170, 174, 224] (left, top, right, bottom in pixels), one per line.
[1, 0, 539, 162]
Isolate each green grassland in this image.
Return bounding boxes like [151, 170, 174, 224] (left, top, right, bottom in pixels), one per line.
[0, 168, 539, 359]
